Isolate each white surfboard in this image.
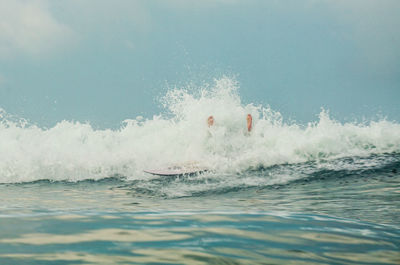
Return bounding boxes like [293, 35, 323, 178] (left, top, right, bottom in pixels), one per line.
[144, 163, 208, 177]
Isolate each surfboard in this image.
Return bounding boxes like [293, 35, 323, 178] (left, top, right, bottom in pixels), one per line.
[144, 164, 208, 177]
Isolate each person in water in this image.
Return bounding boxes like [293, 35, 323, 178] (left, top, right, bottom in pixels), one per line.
[207, 114, 253, 132]
[207, 115, 215, 127]
[246, 114, 252, 132]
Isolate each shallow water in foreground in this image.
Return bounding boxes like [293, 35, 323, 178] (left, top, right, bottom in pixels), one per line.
[0, 212, 398, 264]
[0, 154, 399, 265]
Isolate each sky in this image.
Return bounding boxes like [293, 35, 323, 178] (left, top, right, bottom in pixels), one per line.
[0, 0, 399, 128]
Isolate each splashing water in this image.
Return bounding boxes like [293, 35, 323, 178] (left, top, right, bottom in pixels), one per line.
[1, 77, 400, 184]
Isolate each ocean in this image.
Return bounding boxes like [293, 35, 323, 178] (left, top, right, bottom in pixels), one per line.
[0, 78, 399, 264]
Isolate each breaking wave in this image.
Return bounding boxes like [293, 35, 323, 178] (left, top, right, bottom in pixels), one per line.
[1, 77, 400, 183]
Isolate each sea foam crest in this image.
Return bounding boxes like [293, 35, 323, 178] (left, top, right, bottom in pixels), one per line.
[0, 77, 400, 183]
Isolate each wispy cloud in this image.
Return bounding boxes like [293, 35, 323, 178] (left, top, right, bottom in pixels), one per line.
[0, 0, 77, 58]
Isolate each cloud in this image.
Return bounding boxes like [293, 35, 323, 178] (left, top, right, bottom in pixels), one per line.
[0, 0, 77, 58]
[0, 0, 240, 59]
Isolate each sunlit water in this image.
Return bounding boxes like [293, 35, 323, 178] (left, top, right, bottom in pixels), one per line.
[1, 78, 399, 264]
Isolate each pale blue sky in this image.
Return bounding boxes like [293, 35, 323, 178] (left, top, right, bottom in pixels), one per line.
[0, 0, 399, 127]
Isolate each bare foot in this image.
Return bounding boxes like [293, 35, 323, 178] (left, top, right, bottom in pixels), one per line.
[207, 116, 214, 127]
[247, 114, 252, 132]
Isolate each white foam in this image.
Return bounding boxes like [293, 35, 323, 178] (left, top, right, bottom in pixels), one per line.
[1, 77, 399, 183]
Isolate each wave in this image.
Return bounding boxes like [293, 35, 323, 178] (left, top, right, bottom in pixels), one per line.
[1, 77, 400, 183]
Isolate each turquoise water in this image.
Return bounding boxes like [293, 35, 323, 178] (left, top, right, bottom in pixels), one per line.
[1, 81, 400, 264]
[0, 154, 399, 264]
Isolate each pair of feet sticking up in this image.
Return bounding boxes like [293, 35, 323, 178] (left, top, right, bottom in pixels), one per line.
[207, 114, 253, 132]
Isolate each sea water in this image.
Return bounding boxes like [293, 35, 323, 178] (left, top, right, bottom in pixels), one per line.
[0, 77, 399, 264]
